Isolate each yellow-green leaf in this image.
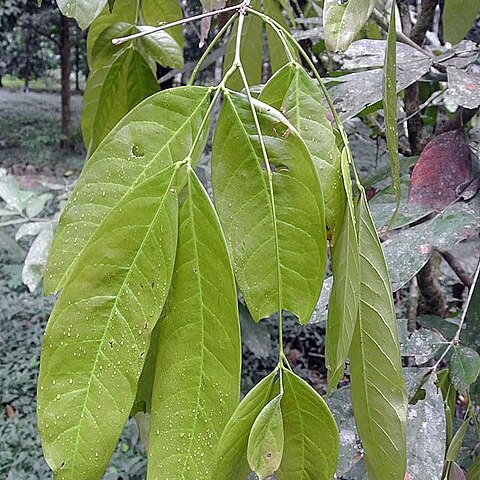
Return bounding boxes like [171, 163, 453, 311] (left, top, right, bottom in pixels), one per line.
[212, 91, 326, 324]
[45, 87, 211, 295]
[247, 394, 284, 479]
[37, 164, 179, 480]
[147, 170, 241, 479]
[349, 191, 408, 480]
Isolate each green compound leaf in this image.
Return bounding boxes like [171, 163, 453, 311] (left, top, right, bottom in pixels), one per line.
[56, 0, 108, 29]
[90, 22, 134, 70]
[323, 0, 375, 52]
[212, 370, 279, 480]
[383, 1, 400, 226]
[247, 394, 284, 479]
[147, 170, 241, 479]
[223, 0, 263, 91]
[325, 150, 360, 392]
[443, 0, 480, 44]
[258, 62, 343, 241]
[37, 163, 179, 480]
[212, 91, 326, 324]
[277, 370, 339, 479]
[349, 191, 408, 480]
[89, 48, 160, 154]
[450, 345, 480, 395]
[45, 86, 211, 295]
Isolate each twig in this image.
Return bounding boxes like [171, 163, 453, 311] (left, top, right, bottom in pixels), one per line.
[399, 90, 444, 125]
[411, 0, 439, 46]
[439, 250, 473, 288]
[407, 277, 420, 331]
[112, 2, 246, 45]
[371, 8, 433, 57]
[431, 260, 480, 373]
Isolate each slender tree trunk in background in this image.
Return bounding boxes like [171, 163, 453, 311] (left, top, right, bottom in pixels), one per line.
[59, 13, 73, 149]
[24, 25, 31, 92]
[74, 26, 81, 92]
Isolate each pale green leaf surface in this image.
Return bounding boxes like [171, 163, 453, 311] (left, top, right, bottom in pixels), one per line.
[56, 0, 107, 29]
[147, 170, 241, 480]
[138, 27, 184, 69]
[450, 346, 480, 395]
[446, 417, 470, 462]
[142, 0, 184, 48]
[258, 62, 343, 240]
[46, 86, 211, 295]
[277, 370, 339, 480]
[383, 1, 400, 225]
[323, 0, 375, 52]
[264, 0, 290, 73]
[325, 150, 360, 391]
[37, 164, 179, 480]
[467, 453, 480, 480]
[212, 371, 278, 480]
[90, 22, 134, 70]
[212, 92, 326, 324]
[349, 192, 407, 480]
[247, 394, 284, 479]
[86, 0, 137, 65]
[443, 0, 480, 44]
[223, 0, 263, 90]
[90, 48, 160, 154]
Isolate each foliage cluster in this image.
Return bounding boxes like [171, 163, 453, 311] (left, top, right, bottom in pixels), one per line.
[2, 0, 479, 479]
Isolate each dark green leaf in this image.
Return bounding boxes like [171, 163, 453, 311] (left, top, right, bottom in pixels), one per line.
[349, 192, 408, 480]
[56, 0, 108, 29]
[383, 1, 400, 226]
[323, 0, 375, 52]
[446, 417, 470, 462]
[277, 370, 339, 479]
[138, 27, 184, 69]
[443, 0, 479, 44]
[90, 22, 134, 69]
[212, 370, 279, 480]
[467, 453, 480, 480]
[247, 394, 284, 479]
[147, 170, 241, 479]
[45, 86, 211, 295]
[37, 164, 179, 480]
[142, 0, 184, 48]
[325, 150, 360, 391]
[450, 346, 480, 395]
[223, 0, 263, 90]
[258, 62, 343, 239]
[212, 91, 326, 324]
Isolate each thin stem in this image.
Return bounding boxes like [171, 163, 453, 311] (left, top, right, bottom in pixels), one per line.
[112, 2, 245, 45]
[234, 9, 284, 360]
[188, 13, 238, 86]
[431, 260, 480, 373]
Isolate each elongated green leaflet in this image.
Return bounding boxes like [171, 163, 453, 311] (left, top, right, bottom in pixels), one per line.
[258, 62, 343, 241]
[212, 91, 326, 324]
[264, 0, 290, 73]
[89, 49, 160, 154]
[323, 0, 375, 52]
[147, 169, 241, 479]
[37, 164, 179, 480]
[247, 394, 284, 479]
[142, 0, 184, 48]
[277, 370, 339, 479]
[349, 192, 407, 480]
[325, 150, 360, 391]
[212, 370, 279, 480]
[45, 87, 212, 295]
[383, 0, 401, 226]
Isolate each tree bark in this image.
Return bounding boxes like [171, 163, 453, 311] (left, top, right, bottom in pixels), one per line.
[59, 13, 73, 149]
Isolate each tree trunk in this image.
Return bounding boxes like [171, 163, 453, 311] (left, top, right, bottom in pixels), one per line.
[24, 25, 31, 92]
[59, 13, 73, 149]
